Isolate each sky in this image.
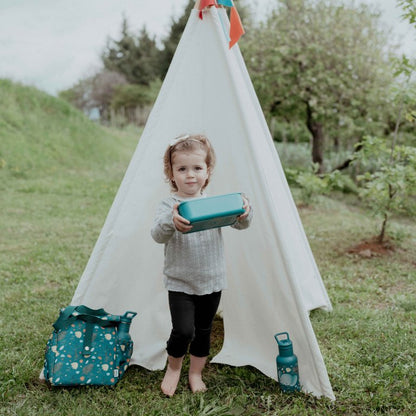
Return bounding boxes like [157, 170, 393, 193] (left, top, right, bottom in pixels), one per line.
[0, 0, 414, 96]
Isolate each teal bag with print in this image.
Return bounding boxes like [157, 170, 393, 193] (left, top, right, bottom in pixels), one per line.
[44, 305, 137, 386]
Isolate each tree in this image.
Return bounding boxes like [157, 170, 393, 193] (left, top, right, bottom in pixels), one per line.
[241, 0, 394, 172]
[111, 80, 161, 126]
[353, 136, 416, 243]
[59, 70, 127, 120]
[159, 0, 195, 78]
[399, 0, 416, 26]
[396, 0, 416, 141]
[90, 70, 129, 120]
[102, 18, 162, 85]
[338, 2, 416, 244]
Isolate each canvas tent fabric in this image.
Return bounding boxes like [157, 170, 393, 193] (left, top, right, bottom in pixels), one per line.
[71, 6, 335, 400]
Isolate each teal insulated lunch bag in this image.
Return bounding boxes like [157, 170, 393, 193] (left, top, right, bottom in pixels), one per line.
[44, 305, 137, 386]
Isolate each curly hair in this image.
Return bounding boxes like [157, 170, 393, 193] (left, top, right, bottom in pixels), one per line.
[163, 134, 216, 192]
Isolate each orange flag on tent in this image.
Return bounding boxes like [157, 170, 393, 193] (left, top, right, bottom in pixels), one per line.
[229, 5, 245, 48]
[199, 0, 217, 19]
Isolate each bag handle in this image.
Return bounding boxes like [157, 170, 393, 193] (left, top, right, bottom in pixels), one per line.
[53, 305, 122, 331]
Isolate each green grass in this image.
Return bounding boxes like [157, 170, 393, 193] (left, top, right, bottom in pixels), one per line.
[1, 81, 415, 415]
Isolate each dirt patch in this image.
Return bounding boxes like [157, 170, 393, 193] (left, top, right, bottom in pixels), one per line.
[346, 237, 395, 258]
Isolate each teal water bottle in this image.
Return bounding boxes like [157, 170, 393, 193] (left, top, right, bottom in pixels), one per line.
[118, 311, 137, 352]
[274, 332, 300, 392]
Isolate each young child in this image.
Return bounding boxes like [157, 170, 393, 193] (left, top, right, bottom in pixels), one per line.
[151, 134, 252, 397]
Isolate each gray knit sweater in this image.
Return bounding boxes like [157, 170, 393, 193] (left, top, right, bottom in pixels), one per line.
[151, 194, 252, 295]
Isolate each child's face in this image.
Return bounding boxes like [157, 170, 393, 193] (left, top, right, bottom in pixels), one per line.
[171, 149, 210, 198]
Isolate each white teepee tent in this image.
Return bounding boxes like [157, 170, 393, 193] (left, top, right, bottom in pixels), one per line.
[71, 4, 334, 399]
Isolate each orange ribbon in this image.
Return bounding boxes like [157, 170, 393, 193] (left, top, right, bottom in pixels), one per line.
[229, 5, 245, 48]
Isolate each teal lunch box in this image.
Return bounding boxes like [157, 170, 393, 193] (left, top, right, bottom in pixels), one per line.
[178, 193, 245, 233]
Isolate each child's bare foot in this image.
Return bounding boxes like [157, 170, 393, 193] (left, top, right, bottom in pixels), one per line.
[161, 356, 184, 397]
[189, 373, 207, 393]
[189, 355, 208, 393]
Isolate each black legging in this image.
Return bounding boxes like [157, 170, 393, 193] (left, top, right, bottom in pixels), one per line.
[166, 290, 222, 358]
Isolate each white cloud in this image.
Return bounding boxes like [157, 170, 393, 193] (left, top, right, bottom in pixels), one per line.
[0, 0, 189, 93]
[0, 0, 414, 95]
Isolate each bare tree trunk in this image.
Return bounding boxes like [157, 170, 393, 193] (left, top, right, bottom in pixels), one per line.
[377, 75, 410, 243]
[378, 183, 395, 243]
[333, 143, 363, 172]
[333, 136, 340, 152]
[306, 102, 325, 173]
[378, 213, 388, 244]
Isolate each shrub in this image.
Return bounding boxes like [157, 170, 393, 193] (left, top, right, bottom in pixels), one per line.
[284, 164, 356, 206]
[353, 136, 416, 242]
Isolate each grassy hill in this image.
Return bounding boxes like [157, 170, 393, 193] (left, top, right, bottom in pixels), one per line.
[0, 81, 139, 365]
[0, 80, 139, 280]
[1, 80, 415, 415]
[0, 78, 137, 178]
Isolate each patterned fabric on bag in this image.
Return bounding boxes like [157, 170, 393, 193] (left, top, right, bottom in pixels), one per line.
[44, 306, 137, 386]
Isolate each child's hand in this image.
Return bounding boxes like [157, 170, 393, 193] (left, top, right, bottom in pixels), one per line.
[173, 203, 193, 233]
[238, 195, 251, 221]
